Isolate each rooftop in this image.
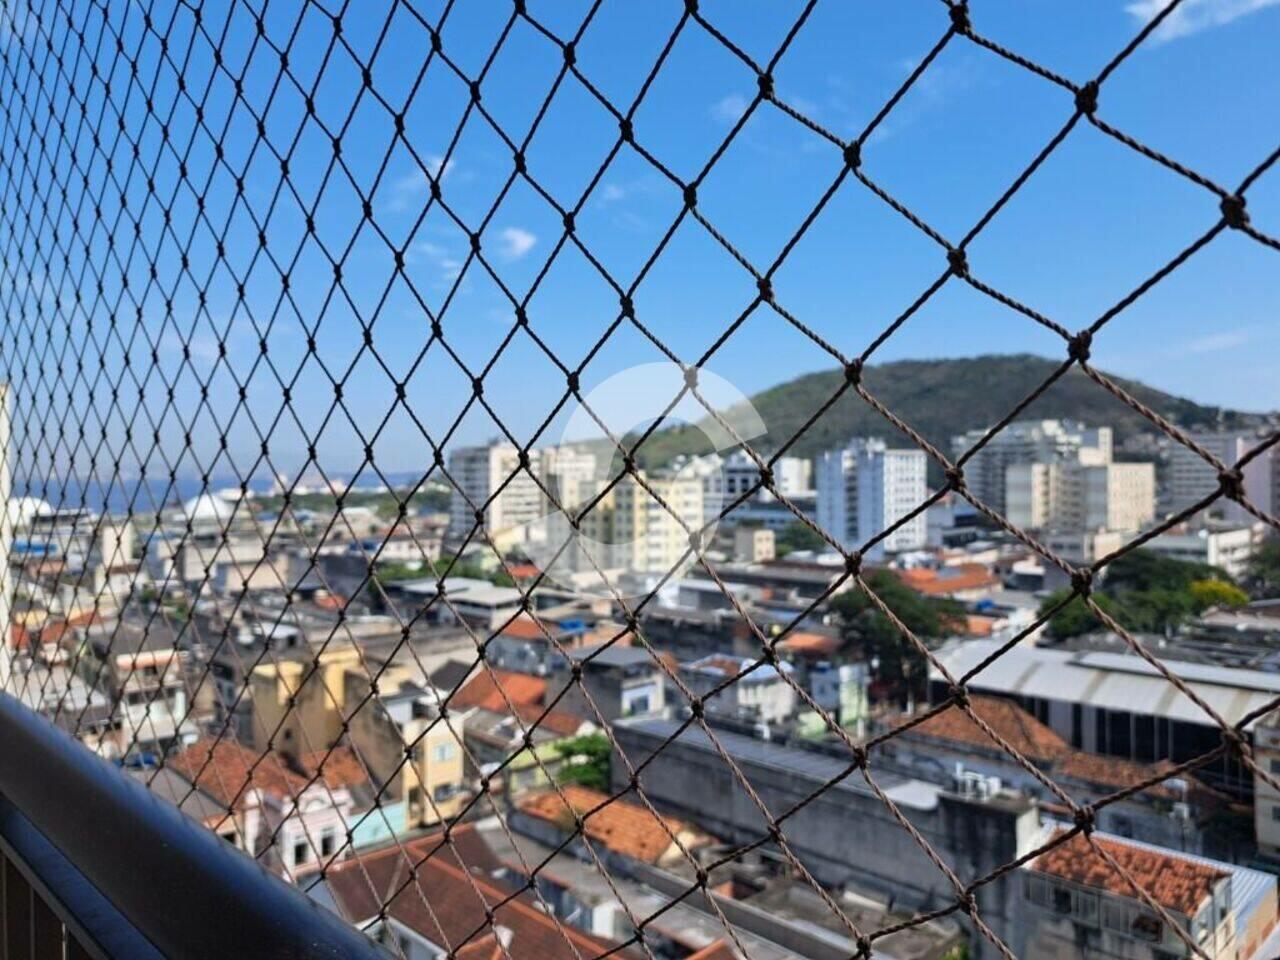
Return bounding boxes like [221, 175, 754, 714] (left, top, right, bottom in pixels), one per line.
[893, 695, 1069, 764]
[934, 639, 1280, 728]
[516, 785, 715, 865]
[617, 717, 943, 812]
[451, 668, 547, 713]
[317, 823, 617, 960]
[896, 564, 999, 596]
[1031, 830, 1227, 916]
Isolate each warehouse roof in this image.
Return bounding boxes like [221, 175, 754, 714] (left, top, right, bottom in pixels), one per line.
[933, 640, 1280, 729]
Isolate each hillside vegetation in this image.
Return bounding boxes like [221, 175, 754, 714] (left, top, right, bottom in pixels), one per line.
[619, 354, 1260, 468]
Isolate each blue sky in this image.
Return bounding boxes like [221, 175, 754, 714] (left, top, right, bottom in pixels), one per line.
[2, 0, 1278, 484]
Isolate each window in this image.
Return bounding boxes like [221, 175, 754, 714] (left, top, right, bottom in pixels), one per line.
[432, 742, 455, 763]
[320, 828, 336, 858]
[1270, 758, 1280, 776]
[1131, 913, 1162, 942]
[292, 839, 310, 867]
[1271, 804, 1280, 822]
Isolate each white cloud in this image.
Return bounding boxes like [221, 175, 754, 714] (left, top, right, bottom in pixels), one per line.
[386, 154, 454, 212]
[497, 226, 537, 261]
[1184, 327, 1255, 354]
[599, 183, 627, 204]
[711, 93, 749, 123]
[1125, 0, 1280, 41]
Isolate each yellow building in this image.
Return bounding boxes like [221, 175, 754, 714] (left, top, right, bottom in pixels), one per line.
[249, 647, 469, 830]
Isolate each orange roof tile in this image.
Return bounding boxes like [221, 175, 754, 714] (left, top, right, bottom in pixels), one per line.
[297, 745, 371, 790]
[1033, 830, 1227, 916]
[168, 738, 309, 809]
[511, 702, 587, 738]
[516, 785, 714, 865]
[499, 616, 550, 640]
[1054, 754, 1208, 801]
[452, 669, 547, 713]
[776, 631, 840, 656]
[896, 564, 998, 597]
[904, 695, 1070, 764]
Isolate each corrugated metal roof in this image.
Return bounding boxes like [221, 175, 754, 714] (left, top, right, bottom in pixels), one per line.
[934, 640, 1279, 729]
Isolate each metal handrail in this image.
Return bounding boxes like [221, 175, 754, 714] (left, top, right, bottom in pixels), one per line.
[0, 692, 391, 960]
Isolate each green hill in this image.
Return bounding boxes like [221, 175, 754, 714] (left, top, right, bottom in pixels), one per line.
[621, 354, 1262, 469]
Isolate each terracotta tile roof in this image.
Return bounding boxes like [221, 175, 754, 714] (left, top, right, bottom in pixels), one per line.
[500, 616, 550, 640]
[298, 746, 371, 790]
[324, 823, 616, 960]
[776, 631, 840, 656]
[9, 624, 30, 650]
[963, 615, 997, 637]
[506, 563, 541, 581]
[516, 785, 714, 865]
[896, 563, 998, 597]
[512, 702, 587, 738]
[452, 669, 547, 713]
[168, 738, 309, 809]
[905, 695, 1070, 763]
[1032, 830, 1228, 916]
[1055, 754, 1214, 802]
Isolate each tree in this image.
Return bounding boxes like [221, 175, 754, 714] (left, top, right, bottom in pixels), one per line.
[1040, 549, 1242, 639]
[774, 521, 828, 557]
[1245, 537, 1280, 599]
[1188, 578, 1249, 610]
[830, 570, 964, 704]
[553, 732, 611, 790]
[1040, 590, 1118, 639]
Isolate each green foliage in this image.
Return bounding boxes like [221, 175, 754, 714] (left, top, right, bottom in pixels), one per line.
[1246, 537, 1280, 599]
[774, 521, 827, 557]
[553, 732, 611, 790]
[250, 484, 451, 522]
[830, 570, 964, 703]
[607, 355, 1255, 475]
[1188, 579, 1248, 609]
[371, 555, 514, 588]
[1041, 549, 1241, 639]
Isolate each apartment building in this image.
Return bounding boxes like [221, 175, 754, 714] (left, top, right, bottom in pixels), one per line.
[1022, 830, 1276, 960]
[602, 471, 705, 576]
[446, 442, 544, 549]
[1166, 430, 1274, 523]
[1006, 460, 1156, 533]
[815, 437, 927, 558]
[953, 419, 1113, 516]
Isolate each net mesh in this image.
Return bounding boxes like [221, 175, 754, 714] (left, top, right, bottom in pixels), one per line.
[0, 1, 1277, 958]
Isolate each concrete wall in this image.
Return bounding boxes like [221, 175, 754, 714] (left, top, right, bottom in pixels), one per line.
[613, 719, 1038, 958]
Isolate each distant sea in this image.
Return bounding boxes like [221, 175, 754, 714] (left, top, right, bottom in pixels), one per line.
[12, 470, 432, 515]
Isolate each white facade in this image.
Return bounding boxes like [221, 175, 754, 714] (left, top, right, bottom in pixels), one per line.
[1166, 429, 1273, 524]
[816, 438, 927, 558]
[1144, 523, 1258, 580]
[446, 443, 543, 547]
[1006, 461, 1155, 534]
[953, 420, 1113, 516]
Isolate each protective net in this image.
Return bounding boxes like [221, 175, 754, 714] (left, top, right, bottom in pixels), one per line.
[0, 1, 1277, 959]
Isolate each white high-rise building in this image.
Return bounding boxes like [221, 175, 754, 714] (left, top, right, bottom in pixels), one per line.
[721, 451, 812, 502]
[1166, 429, 1273, 524]
[816, 438, 927, 559]
[952, 420, 1112, 516]
[446, 443, 544, 549]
